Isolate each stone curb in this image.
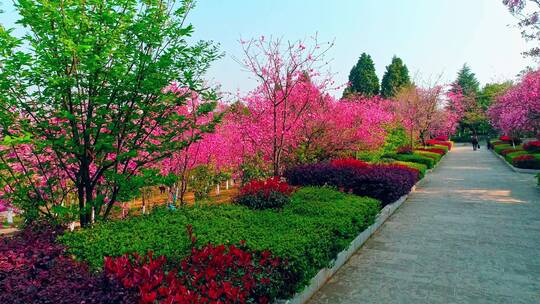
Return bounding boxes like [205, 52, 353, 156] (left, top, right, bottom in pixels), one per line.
[490, 149, 540, 175]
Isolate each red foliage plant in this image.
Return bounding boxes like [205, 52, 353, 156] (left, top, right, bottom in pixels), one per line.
[239, 177, 294, 197]
[396, 146, 413, 154]
[415, 147, 446, 155]
[523, 141, 540, 153]
[425, 139, 452, 150]
[104, 227, 289, 304]
[500, 148, 524, 156]
[499, 135, 512, 142]
[330, 158, 370, 169]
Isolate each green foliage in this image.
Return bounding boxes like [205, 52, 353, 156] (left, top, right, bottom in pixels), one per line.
[240, 153, 271, 185]
[432, 145, 449, 153]
[381, 124, 409, 154]
[477, 81, 512, 110]
[0, 0, 222, 225]
[383, 153, 435, 169]
[59, 187, 380, 293]
[344, 53, 379, 97]
[380, 56, 411, 98]
[505, 151, 529, 163]
[453, 64, 480, 97]
[414, 151, 442, 163]
[188, 165, 216, 202]
[494, 144, 513, 154]
[395, 161, 427, 179]
[355, 150, 382, 162]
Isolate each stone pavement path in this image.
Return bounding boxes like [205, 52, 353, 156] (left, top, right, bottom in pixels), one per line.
[309, 144, 540, 304]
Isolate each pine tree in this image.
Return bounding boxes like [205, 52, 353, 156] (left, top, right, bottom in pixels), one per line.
[453, 64, 480, 97]
[380, 56, 411, 98]
[344, 53, 379, 97]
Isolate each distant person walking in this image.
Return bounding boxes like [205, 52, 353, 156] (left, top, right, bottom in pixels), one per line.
[471, 134, 479, 151]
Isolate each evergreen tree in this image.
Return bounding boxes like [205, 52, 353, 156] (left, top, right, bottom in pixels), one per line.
[453, 64, 480, 97]
[381, 56, 411, 98]
[344, 53, 379, 97]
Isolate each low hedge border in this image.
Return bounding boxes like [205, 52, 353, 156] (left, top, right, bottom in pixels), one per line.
[276, 192, 411, 304]
[490, 148, 540, 175]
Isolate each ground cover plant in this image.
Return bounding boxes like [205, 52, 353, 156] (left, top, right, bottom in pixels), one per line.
[59, 187, 380, 298]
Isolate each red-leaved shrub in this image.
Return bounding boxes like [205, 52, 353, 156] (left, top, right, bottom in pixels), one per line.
[239, 177, 293, 197]
[523, 141, 540, 153]
[499, 135, 511, 141]
[512, 154, 540, 169]
[105, 232, 290, 304]
[500, 148, 524, 156]
[236, 177, 294, 209]
[0, 223, 134, 304]
[415, 147, 446, 155]
[434, 135, 448, 141]
[330, 158, 370, 168]
[425, 140, 452, 150]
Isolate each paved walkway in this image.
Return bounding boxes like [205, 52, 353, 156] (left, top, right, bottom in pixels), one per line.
[309, 145, 540, 303]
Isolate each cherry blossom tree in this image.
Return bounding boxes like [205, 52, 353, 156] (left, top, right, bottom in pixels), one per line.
[488, 69, 540, 136]
[237, 35, 334, 176]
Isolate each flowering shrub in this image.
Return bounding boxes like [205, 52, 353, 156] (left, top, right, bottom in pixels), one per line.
[0, 223, 133, 304]
[396, 146, 413, 154]
[236, 177, 294, 209]
[523, 141, 540, 153]
[499, 135, 512, 142]
[425, 139, 452, 150]
[512, 154, 540, 169]
[105, 240, 289, 303]
[284, 161, 417, 206]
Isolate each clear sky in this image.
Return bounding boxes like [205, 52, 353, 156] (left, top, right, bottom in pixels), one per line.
[1, 0, 536, 96]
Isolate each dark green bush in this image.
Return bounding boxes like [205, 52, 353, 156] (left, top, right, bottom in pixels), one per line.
[235, 191, 291, 210]
[59, 187, 380, 296]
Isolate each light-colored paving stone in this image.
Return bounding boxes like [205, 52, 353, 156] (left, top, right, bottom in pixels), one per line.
[309, 144, 540, 304]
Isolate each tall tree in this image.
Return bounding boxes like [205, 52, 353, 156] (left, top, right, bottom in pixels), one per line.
[477, 81, 513, 110]
[452, 64, 480, 97]
[0, 0, 221, 226]
[381, 56, 411, 98]
[343, 53, 379, 97]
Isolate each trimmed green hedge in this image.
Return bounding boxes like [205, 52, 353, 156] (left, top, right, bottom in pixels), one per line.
[59, 187, 380, 294]
[494, 144, 512, 154]
[414, 150, 442, 162]
[384, 153, 435, 169]
[431, 144, 449, 153]
[395, 161, 427, 179]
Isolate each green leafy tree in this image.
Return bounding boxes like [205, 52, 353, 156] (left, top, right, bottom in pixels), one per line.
[343, 53, 379, 97]
[0, 0, 221, 226]
[477, 81, 513, 110]
[381, 56, 411, 99]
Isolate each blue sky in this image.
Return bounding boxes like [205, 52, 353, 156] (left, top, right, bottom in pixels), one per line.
[1, 0, 535, 95]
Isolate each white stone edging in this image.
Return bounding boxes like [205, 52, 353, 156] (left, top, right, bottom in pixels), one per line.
[275, 190, 412, 304]
[490, 149, 540, 175]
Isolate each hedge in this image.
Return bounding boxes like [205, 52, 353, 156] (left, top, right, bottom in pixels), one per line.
[512, 154, 540, 169]
[414, 150, 442, 162]
[59, 187, 380, 297]
[384, 153, 435, 169]
[494, 144, 513, 154]
[505, 151, 529, 163]
[395, 161, 427, 179]
[284, 161, 418, 206]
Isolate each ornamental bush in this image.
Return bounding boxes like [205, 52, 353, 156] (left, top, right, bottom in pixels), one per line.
[494, 144, 512, 154]
[500, 148, 524, 156]
[0, 223, 134, 304]
[284, 161, 417, 206]
[384, 153, 435, 169]
[60, 187, 380, 296]
[512, 154, 540, 169]
[395, 161, 427, 179]
[105, 243, 289, 304]
[396, 146, 413, 154]
[414, 151, 442, 163]
[425, 139, 452, 150]
[523, 141, 540, 153]
[235, 177, 294, 210]
[415, 147, 446, 155]
[434, 135, 449, 141]
[505, 151, 529, 163]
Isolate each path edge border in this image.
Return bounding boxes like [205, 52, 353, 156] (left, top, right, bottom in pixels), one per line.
[275, 189, 412, 304]
[490, 149, 540, 175]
